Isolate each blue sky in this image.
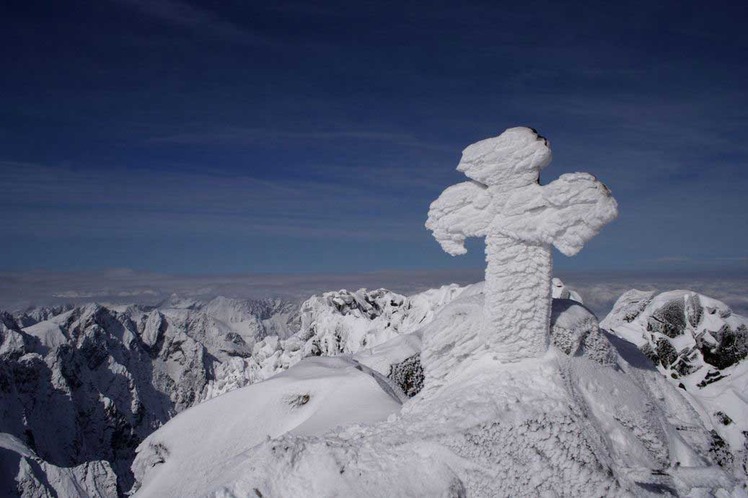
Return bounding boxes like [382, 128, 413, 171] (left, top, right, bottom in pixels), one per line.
[2, 0, 747, 276]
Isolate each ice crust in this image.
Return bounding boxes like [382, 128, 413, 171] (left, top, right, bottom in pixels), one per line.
[426, 127, 618, 362]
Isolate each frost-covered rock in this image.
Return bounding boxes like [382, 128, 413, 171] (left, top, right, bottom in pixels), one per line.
[426, 127, 617, 363]
[550, 299, 616, 365]
[602, 289, 748, 481]
[387, 353, 424, 398]
[131, 284, 739, 496]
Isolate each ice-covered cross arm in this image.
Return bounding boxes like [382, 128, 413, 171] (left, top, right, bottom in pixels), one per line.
[425, 127, 618, 362]
[425, 180, 492, 256]
[495, 172, 619, 257]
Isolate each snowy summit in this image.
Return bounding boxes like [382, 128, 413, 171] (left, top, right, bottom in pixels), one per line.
[2, 130, 744, 497]
[121, 129, 743, 497]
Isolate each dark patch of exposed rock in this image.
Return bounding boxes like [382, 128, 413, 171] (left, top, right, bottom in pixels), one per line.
[388, 353, 424, 398]
[699, 324, 748, 370]
[647, 299, 686, 338]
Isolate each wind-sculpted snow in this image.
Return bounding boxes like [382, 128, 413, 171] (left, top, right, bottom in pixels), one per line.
[426, 127, 617, 363]
[131, 284, 740, 496]
[603, 290, 748, 481]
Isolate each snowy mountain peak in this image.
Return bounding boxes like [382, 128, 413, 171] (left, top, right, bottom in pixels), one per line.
[602, 289, 748, 478]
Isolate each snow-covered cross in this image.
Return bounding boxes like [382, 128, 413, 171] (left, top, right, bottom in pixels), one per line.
[426, 127, 618, 362]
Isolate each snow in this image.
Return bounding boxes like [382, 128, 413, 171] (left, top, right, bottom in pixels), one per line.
[353, 329, 422, 375]
[131, 357, 404, 498]
[131, 284, 741, 497]
[4, 234, 746, 497]
[427, 126, 617, 363]
[602, 289, 748, 481]
[552, 276, 583, 302]
[457, 126, 553, 190]
[20, 320, 67, 351]
[199, 285, 467, 400]
[0, 295, 305, 494]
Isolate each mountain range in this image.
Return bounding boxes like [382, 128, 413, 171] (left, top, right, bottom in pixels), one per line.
[0, 280, 745, 496]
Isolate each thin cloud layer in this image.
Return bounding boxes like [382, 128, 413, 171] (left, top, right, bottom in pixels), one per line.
[2, 269, 746, 320]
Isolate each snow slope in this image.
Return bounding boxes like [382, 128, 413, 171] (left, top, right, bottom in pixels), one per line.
[131, 357, 404, 497]
[132, 283, 741, 497]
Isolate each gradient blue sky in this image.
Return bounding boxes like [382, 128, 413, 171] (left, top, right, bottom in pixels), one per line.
[2, 0, 747, 275]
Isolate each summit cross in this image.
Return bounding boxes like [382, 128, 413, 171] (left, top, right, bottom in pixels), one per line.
[426, 127, 618, 362]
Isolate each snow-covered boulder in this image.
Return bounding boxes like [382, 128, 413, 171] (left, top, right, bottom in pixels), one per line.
[603, 289, 748, 481]
[550, 299, 616, 365]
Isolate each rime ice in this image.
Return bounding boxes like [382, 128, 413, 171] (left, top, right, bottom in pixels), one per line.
[426, 127, 618, 362]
